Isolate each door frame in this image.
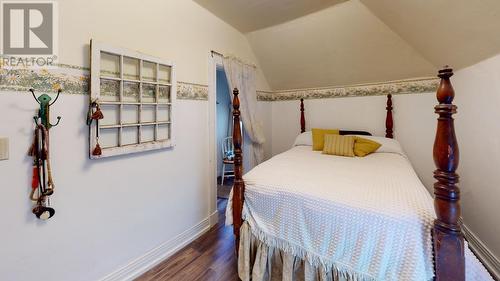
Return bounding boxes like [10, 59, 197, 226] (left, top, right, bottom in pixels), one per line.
[208, 53, 224, 227]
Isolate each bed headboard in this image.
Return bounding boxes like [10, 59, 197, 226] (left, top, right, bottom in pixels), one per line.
[299, 95, 393, 138]
[339, 130, 372, 136]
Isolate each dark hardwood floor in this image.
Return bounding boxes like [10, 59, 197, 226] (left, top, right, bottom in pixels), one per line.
[136, 199, 239, 281]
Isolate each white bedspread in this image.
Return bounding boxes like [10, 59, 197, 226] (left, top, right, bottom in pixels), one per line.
[227, 146, 493, 281]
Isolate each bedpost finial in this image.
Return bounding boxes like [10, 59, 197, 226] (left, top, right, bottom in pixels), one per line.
[438, 66, 453, 79]
[385, 94, 394, 139]
[232, 88, 240, 114]
[437, 66, 454, 104]
[300, 98, 305, 133]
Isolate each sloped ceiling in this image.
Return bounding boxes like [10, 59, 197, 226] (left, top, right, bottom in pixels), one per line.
[247, 0, 435, 90]
[193, 0, 347, 33]
[360, 0, 500, 69]
[196, 0, 500, 90]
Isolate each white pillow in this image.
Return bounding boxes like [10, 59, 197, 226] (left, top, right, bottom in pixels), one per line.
[348, 135, 406, 156]
[293, 131, 312, 146]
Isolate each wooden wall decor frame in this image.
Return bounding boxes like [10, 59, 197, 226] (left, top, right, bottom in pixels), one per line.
[231, 67, 464, 280]
[89, 40, 176, 159]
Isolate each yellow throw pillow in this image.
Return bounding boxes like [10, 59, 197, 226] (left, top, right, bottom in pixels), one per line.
[322, 134, 355, 157]
[353, 137, 381, 157]
[312, 128, 340, 151]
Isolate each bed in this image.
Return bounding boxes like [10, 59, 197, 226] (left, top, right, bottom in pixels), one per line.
[228, 68, 493, 281]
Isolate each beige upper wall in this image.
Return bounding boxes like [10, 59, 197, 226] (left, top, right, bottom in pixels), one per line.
[59, 0, 270, 90]
[246, 0, 436, 90]
[361, 0, 500, 70]
[194, 0, 500, 91]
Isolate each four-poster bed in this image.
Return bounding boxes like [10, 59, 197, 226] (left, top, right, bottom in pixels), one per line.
[229, 68, 473, 280]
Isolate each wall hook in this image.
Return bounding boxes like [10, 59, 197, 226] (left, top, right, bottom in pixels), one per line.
[27, 88, 61, 220]
[29, 89, 62, 129]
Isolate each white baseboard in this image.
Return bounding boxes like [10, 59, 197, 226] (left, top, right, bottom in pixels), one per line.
[209, 210, 219, 227]
[463, 224, 500, 280]
[99, 218, 211, 281]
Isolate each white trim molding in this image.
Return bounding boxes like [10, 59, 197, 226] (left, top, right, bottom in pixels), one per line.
[463, 224, 500, 279]
[209, 210, 219, 227]
[99, 218, 211, 281]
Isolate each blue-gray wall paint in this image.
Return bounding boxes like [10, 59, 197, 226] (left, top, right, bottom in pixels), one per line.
[216, 69, 231, 177]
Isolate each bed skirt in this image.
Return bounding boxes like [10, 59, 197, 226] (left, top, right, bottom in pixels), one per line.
[238, 221, 494, 281]
[238, 221, 377, 281]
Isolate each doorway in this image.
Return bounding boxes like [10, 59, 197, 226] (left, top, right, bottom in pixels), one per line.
[215, 68, 233, 199]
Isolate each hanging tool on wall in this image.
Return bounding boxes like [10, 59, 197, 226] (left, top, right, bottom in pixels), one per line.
[28, 88, 61, 220]
[87, 100, 104, 156]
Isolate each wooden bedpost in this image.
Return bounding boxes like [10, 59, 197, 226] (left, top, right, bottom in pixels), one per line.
[433, 67, 464, 281]
[385, 94, 394, 138]
[300, 98, 305, 133]
[232, 88, 245, 253]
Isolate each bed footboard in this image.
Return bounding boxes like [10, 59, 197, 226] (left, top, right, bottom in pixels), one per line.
[433, 67, 464, 281]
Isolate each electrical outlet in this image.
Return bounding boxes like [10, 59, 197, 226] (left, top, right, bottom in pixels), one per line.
[0, 137, 9, 161]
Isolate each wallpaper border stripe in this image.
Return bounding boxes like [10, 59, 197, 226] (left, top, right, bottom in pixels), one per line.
[0, 65, 209, 100]
[0, 64, 438, 101]
[257, 77, 439, 101]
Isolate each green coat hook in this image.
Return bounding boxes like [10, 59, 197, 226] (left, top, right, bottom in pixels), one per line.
[30, 89, 62, 129]
[28, 88, 61, 220]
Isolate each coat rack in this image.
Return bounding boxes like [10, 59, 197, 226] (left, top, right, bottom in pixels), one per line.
[28, 88, 61, 220]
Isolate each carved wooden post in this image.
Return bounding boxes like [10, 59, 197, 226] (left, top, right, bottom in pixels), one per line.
[385, 94, 394, 138]
[300, 98, 305, 133]
[232, 88, 245, 253]
[433, 67, 464, 281]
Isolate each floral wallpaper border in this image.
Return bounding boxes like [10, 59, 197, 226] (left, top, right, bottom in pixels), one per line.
[0, 64, 208, 100]
[256, 77, 440, 101]
[0, 64, 438, 102]
[176, 82, 208, 100]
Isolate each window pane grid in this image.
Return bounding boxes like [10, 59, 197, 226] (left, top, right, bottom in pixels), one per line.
[91, 41, 174, 158]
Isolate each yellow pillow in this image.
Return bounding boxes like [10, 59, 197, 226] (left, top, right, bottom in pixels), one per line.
[312, 128, 340, 151]
[322, 134, 355, 157]
[353, 137, 381, 157]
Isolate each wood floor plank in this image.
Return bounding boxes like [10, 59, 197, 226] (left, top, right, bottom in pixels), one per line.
[136, 199, 238, 281]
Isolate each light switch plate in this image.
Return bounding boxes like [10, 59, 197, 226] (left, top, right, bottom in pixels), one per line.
[0, 137, 9, 160]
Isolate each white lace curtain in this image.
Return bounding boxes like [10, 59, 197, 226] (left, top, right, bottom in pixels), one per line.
[223, 56, 265, 167]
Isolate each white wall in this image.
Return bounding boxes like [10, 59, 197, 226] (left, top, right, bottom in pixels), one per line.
[0, 94, 209, 281]
[0, 0, 270, 280]
[269, 55, 500, 262]
[453, 54, 500, 258]
[258, 101, 273, 161]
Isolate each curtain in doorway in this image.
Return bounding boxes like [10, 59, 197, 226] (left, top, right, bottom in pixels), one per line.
[223, 56, 265, 167]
